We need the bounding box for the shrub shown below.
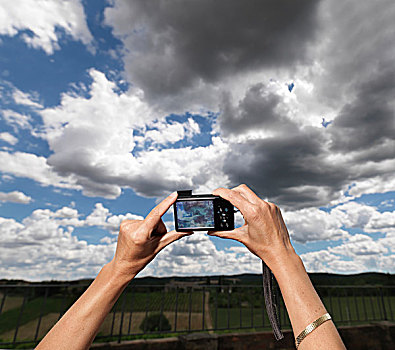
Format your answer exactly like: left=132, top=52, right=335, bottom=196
left=139, top=313, right=171, bottom=332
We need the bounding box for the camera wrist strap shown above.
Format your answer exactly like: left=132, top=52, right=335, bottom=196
left=262, top=260, right=284, bottom=340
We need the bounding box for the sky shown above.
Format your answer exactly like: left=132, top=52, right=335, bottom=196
left=0, top=0, right=394, bottom=281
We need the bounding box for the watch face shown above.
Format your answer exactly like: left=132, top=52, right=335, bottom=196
left=176, top=200, right=215, bottom=229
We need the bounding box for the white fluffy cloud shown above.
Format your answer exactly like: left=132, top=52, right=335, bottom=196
left=0, top=69, right=230, bottom=198
left=285, top=201, right=395, bottom=243
left=12, top=88, right=43, bottom=109
left=285, top=207, right=349, bottom=243
left=290, top=202, right=395, bottom=273
left=1, top=197, right=394, bottom=280
left=301, top=233, right=394, bottom=274
left=0, top=203, right=261, bottom=280
left=0, top=151, right=79, bottom=190
left=0, top=0, right=93, bottom=54
left=146, top=235, right=262, bottom=277
left=135, top=118, right=200, bottom=148
left=0, top=190, right=32, bottom=204
left=1, top=109, right=32, bottom=131
left=0, top=203, right=145, bottom=280
left=0, top=132, right=18, bottom=145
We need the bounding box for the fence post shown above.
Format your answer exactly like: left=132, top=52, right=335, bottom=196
left=202, top=286, right=206, bottom=330
left=127, top=287, right=134, bottom=335
left=174, top=286, right=178, bottom=332
left=379, top=287, right=388, bottom=321
left=118, top=290, right=127, bottom=343
left=0, top=287, right=7, bottom=316
left=34, top=287, right=49, bottom=342
left=188, top=286, right=192, bottom=331
left=159, top=287, right=165, bottom=332
left=227, top=285, right=230, bottom=329
left=13, top=288, right=27, bottom=346
left=143, top=288, right=150, bottom=333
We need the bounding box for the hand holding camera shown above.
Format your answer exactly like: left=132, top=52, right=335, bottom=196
left=207, top=184, right=296, bottom=273
left=111, top=192, right=192, bottom=280
left=172, top=184, right=295, bottom=274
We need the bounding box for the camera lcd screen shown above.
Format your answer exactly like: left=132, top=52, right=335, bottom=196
left=175, top=200, right=215, bottom=229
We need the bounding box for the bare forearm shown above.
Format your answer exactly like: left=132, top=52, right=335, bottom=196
left=37, top=261, right=133, bottom=350
left=267, top=249, right=345, bottom=349
left=36, top=192, right=187, bottom=350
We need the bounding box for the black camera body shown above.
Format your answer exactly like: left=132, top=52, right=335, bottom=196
left=173, top=190, right=234, bottom=232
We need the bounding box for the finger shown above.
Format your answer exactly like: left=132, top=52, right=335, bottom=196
left=207, top=226, right=245, bottom=241
left=232, top=184, right=261, bottom=205
left=145, top=192, right=178, bottom=230
left=157, top=230, right=193, bottom=250
left=276, top=207, right=291, bottom=236
left=212, top=187, right=249, bottom=215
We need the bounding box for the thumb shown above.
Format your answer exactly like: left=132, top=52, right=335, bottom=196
left=158, top=230, right=193, bottom=250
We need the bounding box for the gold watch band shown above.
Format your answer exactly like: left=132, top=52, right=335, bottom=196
left=295, top=313, right=331, bottom=349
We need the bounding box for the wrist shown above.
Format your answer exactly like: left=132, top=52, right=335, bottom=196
left=104, top=260, right=137, bottom=287
left=260, top=247, right=305, bottom=279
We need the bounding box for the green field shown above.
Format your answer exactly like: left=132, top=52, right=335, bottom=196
left=0, top=295, right=77, bottom=333
left=0, top=286, right=394, bottom=347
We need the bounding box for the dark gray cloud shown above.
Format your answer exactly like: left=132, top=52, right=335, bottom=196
left=222, top=90, right=343, bottom=208
left=219, top=83, right=294, bottom=135
left=211, top=0, right=395, bottom=209
left=329, top=62, right=395, bottom=154
left=33, top=0, right=394, bottom=207
left=222, top=59, right=395, bottom=208
left=105, top=0, right=320, bottom=100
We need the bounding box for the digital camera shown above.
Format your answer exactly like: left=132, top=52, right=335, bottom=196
left=173, top=190, right=234, bottom=232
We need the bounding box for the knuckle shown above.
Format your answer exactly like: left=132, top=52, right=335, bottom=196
left=260, top=201, right=271, bottom=213
left=268, top=202, right=279, bottom=213
left=131, top=226, right=149, bottom=245
left=130, top=238, right=145, bottom=247
left=214, top=187, right=225, bottom=194
left=132, top=234, right=147, bottom=246
left=120, top=219, right=142, bottom=234
left=120, top=220, right=131, bottom=231
left=246, top=204, right=260, bottom=220
left=227, top=190, right=234, bottom=200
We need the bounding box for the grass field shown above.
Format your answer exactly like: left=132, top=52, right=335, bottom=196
left=0, top=295, right=77, bottom=335
left=0, top=286, right=394, bottom=346
left=0, top=290, right=208, bottom=343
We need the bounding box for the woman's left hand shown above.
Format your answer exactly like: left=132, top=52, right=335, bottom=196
left=111, top=192, right=192, bottom=279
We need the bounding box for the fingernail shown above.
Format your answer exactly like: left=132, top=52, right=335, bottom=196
left=170, top=191, right=177, bottom=198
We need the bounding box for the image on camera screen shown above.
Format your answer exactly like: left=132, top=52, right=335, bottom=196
left=176, top=200, right=215, bottom=228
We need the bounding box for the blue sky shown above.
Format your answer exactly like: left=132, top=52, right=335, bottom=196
left=0, top=0, right=394, bottom=281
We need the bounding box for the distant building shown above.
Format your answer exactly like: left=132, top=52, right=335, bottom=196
left=164, top=279, right=205, bottom=292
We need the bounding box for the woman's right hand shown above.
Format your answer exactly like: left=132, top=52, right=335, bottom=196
left=208, top=184, right=296, bottom=271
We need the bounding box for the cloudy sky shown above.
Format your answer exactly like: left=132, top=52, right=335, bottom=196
left=0, top=0, right=394, bottom=281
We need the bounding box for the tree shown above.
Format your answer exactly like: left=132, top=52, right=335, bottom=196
left=139, top=313, right=171, bottom=332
